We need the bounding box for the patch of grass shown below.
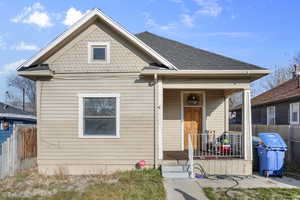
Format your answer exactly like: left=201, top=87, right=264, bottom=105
left=14, top=171, right=31, bottom=183
left=0, top=169, right=165, bottom=200
left=203, top=187, right=300, bottom=200
left=203, top=188, right=217, bottom=200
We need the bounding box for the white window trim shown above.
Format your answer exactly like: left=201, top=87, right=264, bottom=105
left=88, top=42, right=110, bottom=64
left=290, top=102, right=300, bottom=125
left=78, top=93, right=120, bottom=139
left=267, top=106, right=276, bottom=125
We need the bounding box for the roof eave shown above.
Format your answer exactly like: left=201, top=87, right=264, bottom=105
left=18, top=70, right=53, bottom=80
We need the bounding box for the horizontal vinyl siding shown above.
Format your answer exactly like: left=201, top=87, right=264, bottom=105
left=163, top=89, right=181, bottom=151
left=206, top=90, right=225, bottom=134
left=276, top=102, right=289, bottom=125
left=38, top=73, right=154, bottom=165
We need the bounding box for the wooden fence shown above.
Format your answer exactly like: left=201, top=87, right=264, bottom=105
left=230, top=124, right=300, bottom=165
left=0, top=125, right=37, bottom=179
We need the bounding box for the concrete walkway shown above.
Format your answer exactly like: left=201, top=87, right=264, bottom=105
left=164, top=179, right=208, bottom=200
left=164, top=175, right=300, bottom=200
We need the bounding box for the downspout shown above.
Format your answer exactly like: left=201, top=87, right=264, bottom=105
left=154, top=73, right=158, bottom=169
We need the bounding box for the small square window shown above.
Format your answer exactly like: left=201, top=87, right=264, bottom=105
left=88, top=42, right=110, bottom=63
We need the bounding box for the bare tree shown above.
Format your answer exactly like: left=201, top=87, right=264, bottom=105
left=6, top=73, right=36, bottom=113
left=259, top=65, right=292, bottom=91
left=229, top=92, right=242, bottom=108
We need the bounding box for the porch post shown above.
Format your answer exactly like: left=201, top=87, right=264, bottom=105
left=224, top=95, right=229, bottom=132
left=158, top=77, right=163, bottom=160
left=242, top=89, right=252, bottom=160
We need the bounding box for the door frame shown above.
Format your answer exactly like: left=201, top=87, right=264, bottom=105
left=180, top=91, right=206, bottom=151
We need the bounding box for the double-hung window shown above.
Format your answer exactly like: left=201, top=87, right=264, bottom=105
left=290, top=102, right=299, bottom=124
left=79, top=94, right=120, bottom=138
left=267, top=106, right=275, bottom=125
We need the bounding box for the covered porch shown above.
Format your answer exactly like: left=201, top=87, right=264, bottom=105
left=155, top=77, right=253, bottom=175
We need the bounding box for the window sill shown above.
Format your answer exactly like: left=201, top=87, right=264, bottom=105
left=79, top=135, right=120, bottom=139
left=88, top=60, right=109, bottom=64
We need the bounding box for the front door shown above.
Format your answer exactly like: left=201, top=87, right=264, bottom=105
left=184, top=107, right=202, bottom=150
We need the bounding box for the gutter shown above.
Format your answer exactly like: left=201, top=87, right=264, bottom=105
left=141, top=69, right=271, bottom=76
left=0, top=113, right=36, bottom=120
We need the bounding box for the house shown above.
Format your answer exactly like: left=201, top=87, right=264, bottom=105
left=231, top=72, right=300, bottom=125
left=17, top=8, right=270, bottom=176
left=0, top=102, right=36, bottom=144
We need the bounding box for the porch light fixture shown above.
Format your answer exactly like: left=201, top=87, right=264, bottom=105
left=187, top=94, right=199, bottom=105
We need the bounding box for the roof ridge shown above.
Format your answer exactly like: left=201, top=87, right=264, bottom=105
left=136, top=31, right=265, bottom=69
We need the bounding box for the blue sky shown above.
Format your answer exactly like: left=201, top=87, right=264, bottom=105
left=0, top=0, right=300, bottom=100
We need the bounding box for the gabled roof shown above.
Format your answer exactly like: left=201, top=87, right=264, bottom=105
left=0, top=102, right=36, bottom=120
left=18, top=8, right=177, bottom=71
left=136, top=31, right=266, bottom=71
left=231, top=76, right=300, bottom=111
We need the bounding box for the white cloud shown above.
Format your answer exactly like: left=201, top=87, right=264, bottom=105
left=12, top=42, right=39, bottom=51
left=0, top=60, right=26, bottom=75
left=144, top=13, right=177, bottom=31
left=23, top=11, right=52, bottom=27
left=10, top=2, right=53, bottom=28
left=63, top=8, right=88, bottom=26
left=180, top=14, right=195, bottom=28
left=194, top=0, right=222, bottom=17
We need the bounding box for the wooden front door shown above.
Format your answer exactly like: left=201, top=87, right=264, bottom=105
left=184, top=107, right=202, bottom=150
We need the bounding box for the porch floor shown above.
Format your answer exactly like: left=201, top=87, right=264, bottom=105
left=163, top=151, right=243, bottom=160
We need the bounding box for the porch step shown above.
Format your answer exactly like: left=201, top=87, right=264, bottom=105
left=161, top=165, right=190, bottom=179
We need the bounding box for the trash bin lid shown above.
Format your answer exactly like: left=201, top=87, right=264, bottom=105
left=252, top=136, right=262, bottom=147
left=258, top=133, right=287, bottom=149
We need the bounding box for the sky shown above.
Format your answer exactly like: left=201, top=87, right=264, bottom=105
left=0, top=0, right=300, bottom=101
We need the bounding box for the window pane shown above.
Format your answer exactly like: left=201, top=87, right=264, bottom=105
left=84, top=97, right=116, bottom=116
left=84, top=118, right=116, bottom=136
left=292, top=112, right=298, bottom=122
left=93, top=47, right=106, bottom=60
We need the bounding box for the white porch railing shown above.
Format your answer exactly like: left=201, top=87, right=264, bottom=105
left=190, top=132, right=244, bottom=159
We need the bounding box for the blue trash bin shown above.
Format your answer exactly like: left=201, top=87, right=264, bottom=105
left=257, top=133, right=287, bottom=177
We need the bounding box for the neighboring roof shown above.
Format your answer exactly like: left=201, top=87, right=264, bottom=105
left=0, top=102, right=36, bottom=120
left=231, top=76, right=300, bottom=111
left=136, top=31, right=266, bottom=71
left=18, top=8, right=177, bottom=72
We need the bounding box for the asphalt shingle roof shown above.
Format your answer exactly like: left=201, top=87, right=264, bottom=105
left=231, top=76, right=300, bottom=110
left=136, top=31, right=266, bottom=71
left=19, top=31, right=267, bottom=72
left=0, top=102, right=35, bottom=117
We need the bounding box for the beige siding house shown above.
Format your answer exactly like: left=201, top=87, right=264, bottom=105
left=18, top=8, right=270, bottom=176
